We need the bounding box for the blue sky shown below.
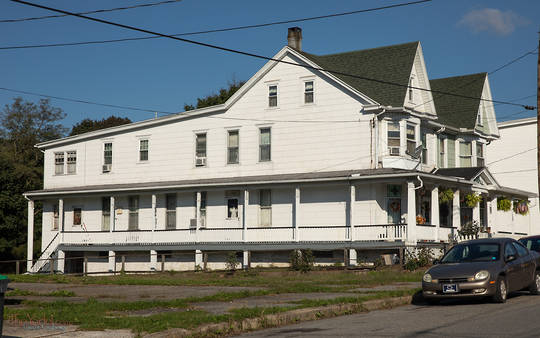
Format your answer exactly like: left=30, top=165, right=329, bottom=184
left=1, top=0, right=538, bottom=129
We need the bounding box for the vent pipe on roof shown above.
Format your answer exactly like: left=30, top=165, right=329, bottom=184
left=287, top=27, right=302, bottom=51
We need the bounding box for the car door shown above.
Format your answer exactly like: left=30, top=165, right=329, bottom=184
left=503, top=242, right=521, bottom=292
left=512, top=241, right=535, bottom=288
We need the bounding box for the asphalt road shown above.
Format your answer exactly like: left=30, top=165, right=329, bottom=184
left=236, top=292, right=540, bottom=338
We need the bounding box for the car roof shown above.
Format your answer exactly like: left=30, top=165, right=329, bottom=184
left=460, top=238, right=512, bottom=245
left=519, top=235, right=540, bottom=240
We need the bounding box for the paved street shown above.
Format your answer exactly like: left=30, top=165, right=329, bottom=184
left=237, top=293, right=540, bottom=338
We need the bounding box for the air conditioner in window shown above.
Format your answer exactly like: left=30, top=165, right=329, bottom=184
left=195, top=157, right=207, bottom=167
left=189, top=218, right=197, bottom=228
left=102, top=164, right=112, bottom=173
left=389, top=147, right=400, bottom=156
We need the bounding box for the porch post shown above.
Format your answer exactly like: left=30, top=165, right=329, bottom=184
left=195, top=250, right=203, bottom=269
left=406, top=181, right=417, bottom=245
left=196, top=191, right=201, bottom=243
left=294, top=186, right=300, bottom=242
left=27, top=199, right=34, bottom=272
left=472, top=194, right=481, bottom=227
left=110, top=196, right=115, bottom=232
left=431, top=186, right=439, bottom=242
left=152, top=194, right=157, bottom=231
left=452, top=189, right=461, bottom=230
left=108, top=250, right=115, bottom=273
left=58, top=198, right=64, bottom=232
left=150, top=250, right=157, bottom=271
left=348, top=249, right=357, bottom=266
left=243, top=189, right=249, bottom=242
left=242, top=250, right=250, bottom=269
left=349, top=185, right=355, bottom=241
left=57, top=250, right=65, bottom=273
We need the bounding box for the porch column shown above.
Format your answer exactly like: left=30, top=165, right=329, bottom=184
left=196, top=191, right=201, bottom=243
left=110, top=196, right=115, bottom=232
left=243, top=189, right=249, bottom=242
left=27, top=199, right=34, bottom=272
left=406, top=181, right=417, bottom=245
left=431, top=186, right=439, bottom=242
left=294, top=186, right=300, bottom=242
left=195, top=249, right=203, bottom=269
left=57, top=250, right=65, bottom=273
left=242, top=250, right=250, bottom=269
left=472, top=194, right=481, bottom=226
left=349, top=185, right=355, bottom=241
left=108, top=250, right=115, bottom=273
left=348, top=249, right=357, bottom=266
left=152, top=194, right=157, bottom=231
left=58, top=198, right=64, bottom=232
left=150, top=250, right=157, bottom=271
left=452, top=190, right=461, bottom=229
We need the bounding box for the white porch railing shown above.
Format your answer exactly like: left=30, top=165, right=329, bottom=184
left=199, top=228, right=243, bottom=242
left=438, top=227, right=456, bottom=243
left=247, top=227, right=295, bottom=242
left=354, top=224, right=406, bottom=241
left=416, top=224, right=437, bottom=242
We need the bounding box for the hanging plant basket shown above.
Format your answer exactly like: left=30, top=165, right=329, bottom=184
left=513, top=199, right=529, bottom=215
left=439, top=188, right=454, bottom=205
left=465, top=193, right=482, bottom=208
left=497, top=197, right=512, bottom=212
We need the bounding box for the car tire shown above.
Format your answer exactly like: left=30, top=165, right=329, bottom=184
left=529, top=271, right=540, bottom=295
left=426, top=298, right=439, bottom=305
left=492, top=276, right=507, bottom=303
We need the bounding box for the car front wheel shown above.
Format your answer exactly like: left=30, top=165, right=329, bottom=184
left=529, top=271, right=540, bottom=295
left=492, top=276, right=507, bottom=303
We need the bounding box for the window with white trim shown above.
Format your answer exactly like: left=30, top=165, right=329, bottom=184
left=408, top=77, right=414, bottom=102
left=200, top=191, right=207, bottom=227
left=139, top=139, right=149, bottom=161
left=406, top=123, right=416, bottom=156
left=52, top=203, right=59, bottom=231
left=103, top=142, right=112, bottom=172
left=54, top=152, right=64, bottom=175
left=73, top=207, right=82, bottom=226
left=195, top=133, right=207, bottom=167
left=259, top=128, right=271, bottom=162
left=437, top=137, right=445, bottom=168
left=304, top=81, right=314, bottom=104
left=166, top=193, right=176, bottom=229
left=476, top=143, right=484, bottom=167
left=227, top=130, right=239, bottom=164
left=460, top=141, right=472, bottom=167
left=387, top=121, right=400, bottom=156
left=421, top=131, right=427, bottom=164
left=268, top=85, right=277, bottom=107
left=102, top=197, right=110, bottom=231
left=260, top=189, right=272, bottom=226
left=66, top=151, right=77, bottom=174
left=128, top=196, right=139, bottom=230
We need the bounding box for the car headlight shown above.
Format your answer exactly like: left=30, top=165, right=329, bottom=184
left=474, top=270, right=489, bottom=281
left=423, top=273, right=432, bottom=283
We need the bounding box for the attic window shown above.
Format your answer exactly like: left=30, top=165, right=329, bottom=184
left=477, top=103, right=484, bottom=126
left=408, top=77, right=414, bottom=102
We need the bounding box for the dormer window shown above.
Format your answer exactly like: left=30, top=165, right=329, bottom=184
left=406, top=123, right=416, bottom=155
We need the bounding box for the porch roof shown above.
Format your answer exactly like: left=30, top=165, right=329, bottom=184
left=24, top=167, right=474, bottom=198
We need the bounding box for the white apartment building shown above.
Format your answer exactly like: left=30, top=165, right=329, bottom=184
left=24, top=28, right=536, bottom=274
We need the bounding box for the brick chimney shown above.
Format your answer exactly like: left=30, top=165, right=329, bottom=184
left=287, top=27, right=302, bottom=51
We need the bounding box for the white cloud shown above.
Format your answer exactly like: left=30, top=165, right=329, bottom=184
left=458, top=8, right=529, bottom=36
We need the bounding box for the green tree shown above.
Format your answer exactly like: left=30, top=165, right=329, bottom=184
left=0, top=97, right=66, bottom=264
left=184, top=79, right=245, bottom=111
left=69, top=116, right=132, bottom=136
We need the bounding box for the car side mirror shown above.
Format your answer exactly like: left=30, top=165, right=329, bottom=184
left=433, top=259, right=440, bottom=265
left=505, top=255, right=516, bottom=262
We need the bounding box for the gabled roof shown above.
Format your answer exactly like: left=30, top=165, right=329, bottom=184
left=429, top=73, right=487, bottom=129
left=436, top=167, right=485, bottom=181
left=300, top=42, right=419, bottom=107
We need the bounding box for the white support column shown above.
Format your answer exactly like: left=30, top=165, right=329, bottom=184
left=27, top=199, right=34, bottom=272
left=242, top=250, right=250, bottom=269
left=294, top=186, right=300, bottom=242
left=57, top=250, right=65, bottom=273
left=196, top=191, right=201, bottom=243
left=58, top=198, right=64, bottom=232
left=452, top=189, right=461, bottom=230
left=110, top=196, right=115, bottom=232
left=406, top=181, right=417, bottom=245
left=349, top=185, right=355, bottom=241
left=348, top=249, right=357, bottom=266
left=108, top=250, right=115, bottom=273
left=150, top=250, right=157, bottom=271
left=243, top=189, right=249, bottom=242
left=472, top=195, right=481, bottom=227
left=152, top=194, right=157, bottom=231
left=195, top=249, right=203, bottom=269
left=431, top=186, right=440, bottom=242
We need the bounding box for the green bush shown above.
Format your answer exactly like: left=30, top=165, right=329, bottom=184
left=225, top=252, right=240, bottom=272
left=404, top=247, right=433, bottom=271
left=289, top=249, right=315, bottom=273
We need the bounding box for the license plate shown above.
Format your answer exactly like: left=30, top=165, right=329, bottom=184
left=443, top=284, right=459, bottom=293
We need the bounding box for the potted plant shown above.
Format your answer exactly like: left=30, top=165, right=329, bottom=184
left=464, top=193, right=482, bottom=208
left=497, top=196, right=512, bottom=212
left=438, top=188, right=454, bottom=205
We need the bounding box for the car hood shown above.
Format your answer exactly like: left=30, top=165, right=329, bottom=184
left=427, top=261, right=499, bottom=279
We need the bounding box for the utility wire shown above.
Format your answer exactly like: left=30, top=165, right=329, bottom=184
left=9, top=0, right=533, bottom=111
left=0, top=0, right=182, bottom=23
left=486, top=147, right=536, bottom=166
left=1, top=0, right=431, bottom=50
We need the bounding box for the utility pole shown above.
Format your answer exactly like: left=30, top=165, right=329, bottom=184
left=537, top=29, right=540, bottom=210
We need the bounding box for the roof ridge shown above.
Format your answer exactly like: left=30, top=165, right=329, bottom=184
left=431, top=72, right=487, bottom=82
left=302, top=41, right=419, bottom=58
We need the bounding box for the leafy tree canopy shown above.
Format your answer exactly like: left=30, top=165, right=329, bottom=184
left=70, top=116, right=132, bottom=136
left=184, top=79, right=245, bottom=111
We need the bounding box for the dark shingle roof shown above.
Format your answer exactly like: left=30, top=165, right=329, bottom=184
left=429, top=73, right=486, bottom=129
left=300, top=42, right=419, bottom=107
left=436, top=167, right=485, bottom=180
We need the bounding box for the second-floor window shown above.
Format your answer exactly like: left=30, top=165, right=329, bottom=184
left=55, top=152, right=64, bottom=175
left=259, top=128, right=271, bottom=162
left=103, top=143, right=112, bottom=173
left=421, top=131, right=427, bottom=164
left=304, top=81, right=314, bottom=103
left=128, top=196, right=139, bottom=230
left=166, top=193, right=176, bottom=229
left=437, top=137, right=445, bottom=168
left=406, top=123, right=416, bottom=156
left=460, top=141, right=472, bottom=167
left=195, top=133, right=207, bottom=167
left=139, top=139, right=149, bottom=161
left=66, top=151, right=77, bottom=174
left=227, top=130, right=239, bottom=164
left=476, top=143, right=484, bottom=167
left=387, top=121, right=400, bottom=156
left=268, top=85, right=277, bottom=107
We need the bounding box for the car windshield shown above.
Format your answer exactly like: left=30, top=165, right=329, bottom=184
left=441, top=243, right=500, bottom=263
left=519, top=238, right=540, bottom=252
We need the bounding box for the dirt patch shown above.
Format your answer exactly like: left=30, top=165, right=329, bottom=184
left=350, top=282, right=421, bottom=292
left=107, top=307, right=189, bottom=318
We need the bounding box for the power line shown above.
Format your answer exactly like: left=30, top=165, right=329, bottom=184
left=486, top=147, right=536, bottom=166
left=491, top=168, right=536, bottom=174
left=1, top=0, right=432, bottom=51
left=0, top=0, right=182, bottom=23
left=10, top=0, right=533, bottom=111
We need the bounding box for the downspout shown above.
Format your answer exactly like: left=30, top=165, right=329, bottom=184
left=372, top=108, right=386, bottom=169
left=413, top=175, right=424, bottom=190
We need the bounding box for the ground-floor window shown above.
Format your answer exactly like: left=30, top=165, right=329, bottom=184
left=166, top=193, right=177, bottom=229
left=102, top=197, right=110, bottom=231
left=52, top=203, right=59, bottom=230
left=73, top=207, right=82, bottom=226
left=260, top=189, right=272, bottom=226
left=439, top=203, right=452, bottom=227
left=128, top=196, right=139, bottom=230
left=460, top=196, right=473, bottom=225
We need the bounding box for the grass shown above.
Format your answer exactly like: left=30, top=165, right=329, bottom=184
left=5, top=289, right=76, bottom=297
